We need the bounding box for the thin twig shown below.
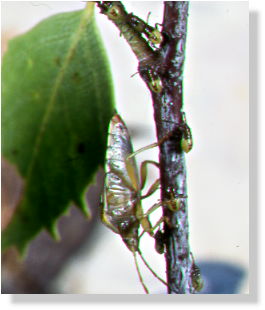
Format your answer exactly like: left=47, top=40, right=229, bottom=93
left=97, top=1, right=196, bottom=294
left=149, top=1, right=194, bottom=294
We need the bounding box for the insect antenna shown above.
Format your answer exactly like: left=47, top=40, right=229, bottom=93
left=138, top=250, right=167, bottom=286
left=132, top=251, right=149, bottom=294
left=130, top=71, right=139, bottom=78
left=146, top=11, right=151, bottom=24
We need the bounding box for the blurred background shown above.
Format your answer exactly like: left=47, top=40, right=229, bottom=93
left=1, top=1, right=249, bottom=294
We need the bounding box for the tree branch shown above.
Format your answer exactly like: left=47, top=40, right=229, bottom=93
left=98, top=1, right=198, bottom=294
left=155, top=1, right=194, bottom=294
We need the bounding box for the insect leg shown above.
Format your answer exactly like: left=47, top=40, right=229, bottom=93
left=132, top=251, right=149, bottom=294
left=139, top=215, right=170, bottom=240
left=139, top=159, right=159, bottom=190
left=137, top=250, right=167, bottom=286
left=141, top=178, right=160, bottom=199
left=137, top=201, right=164, bottom=239
left=126, top=142, right=159, bottom=161
left=126, top=130, right=177, bottom=163
left=138, top=195, right=184, bottom=238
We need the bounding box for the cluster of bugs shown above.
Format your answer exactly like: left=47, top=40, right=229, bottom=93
left=101, top=112, right=202, bottom=294
left=126, top=12, right=162, bottom=46
left=97, top=1, right=163, bottom=94
left=98, top=2, right=162, bottom=45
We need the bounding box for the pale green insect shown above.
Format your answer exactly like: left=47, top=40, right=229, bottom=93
left=101, top=113, right=167, bottom=294
left=102, top=113, right=191, bottom=292
left=145, top=69, right=163, bottom=93
left=181, top=113, right=193, bottom=153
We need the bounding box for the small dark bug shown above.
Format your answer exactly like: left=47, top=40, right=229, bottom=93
left=154, top=229, right=165, bottom=255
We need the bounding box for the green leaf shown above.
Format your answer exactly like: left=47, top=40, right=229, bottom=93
left=1, top=4, right=115, bottom=254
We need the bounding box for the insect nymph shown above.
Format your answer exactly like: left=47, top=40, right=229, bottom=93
left=127, top=13, right=163, bottom=45
left=101, top=113, right=166, bottom=293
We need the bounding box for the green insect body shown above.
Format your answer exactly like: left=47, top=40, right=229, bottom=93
left=180, top=112, right=193, bottom=153
left=127, top=14, right=163, bottom=45
left=191, top=264, right=203, bottom=292
left=181, top=124, right=193, bottom=153
left=146, top=69, right=163, bottom=93
left=190, top=254, right=204, bottom=292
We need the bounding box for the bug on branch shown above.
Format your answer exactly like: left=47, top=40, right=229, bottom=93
left=145, top=69, right=163, bottom=93
left=157, top=113, right=193, bottom=153
left=180, top=113, right=193, bottom=153
left=154, top=228, right=165, bottom=255
left=101, top=113, right=168, bottom=293
left=190, top=253, right=204, bottom=292
left=127, top=13, right=163, bottom=45
left=101, top=113, right=192, bottom=292
left=97, top=2, right=163, bottom=93
left=97, top=1, right=123, bottom=20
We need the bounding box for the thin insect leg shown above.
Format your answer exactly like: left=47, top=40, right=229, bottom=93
left=137, top=250, right=168, bottom=286
left=126, top=132, right=173, bottom=163
left=141, top=178, right=160, bottom=199
left=138, top=215, right=169, bottom=240
left=137, top=202, right=163, bottom=239
left=138, top=198, right=179, bottom=239
left=126, top=142, right=158, bottom=161
left=130, top=71, right=139, bottom=78
left=132, top=251, right=149, bottom=294
left=139, top=160, right=159, bottom=190
left=152, top=215, right=172, bottom=231
left=155, top=22, right=163, bottom=29
left=144, top=201, right=163, bottom=217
